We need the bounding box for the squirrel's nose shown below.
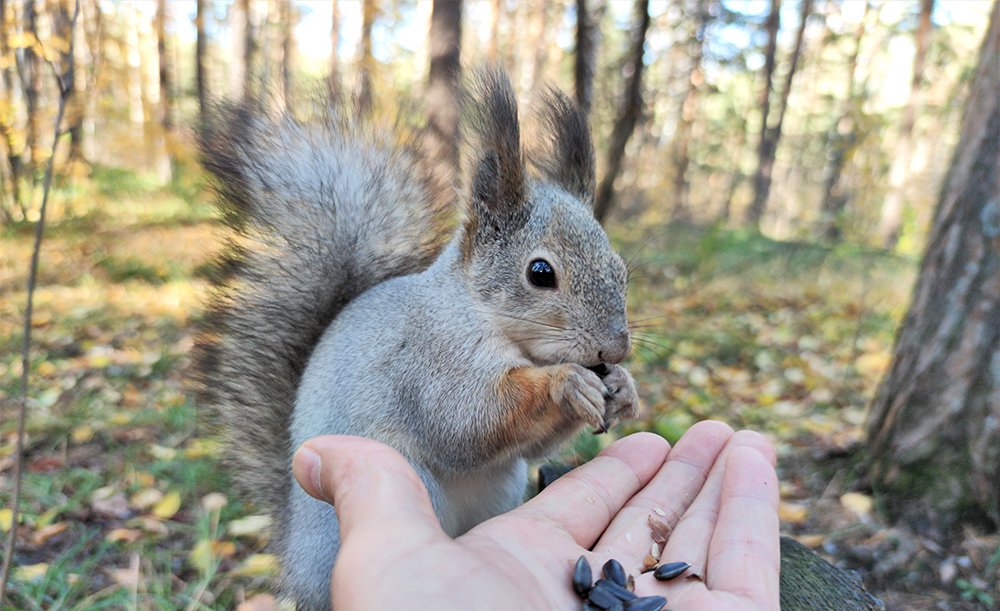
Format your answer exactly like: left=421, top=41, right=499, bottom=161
left=598, top=329, right=631, bottom=364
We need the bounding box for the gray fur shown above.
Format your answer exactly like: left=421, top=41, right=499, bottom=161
left=199, top=68, right=637, bottom=610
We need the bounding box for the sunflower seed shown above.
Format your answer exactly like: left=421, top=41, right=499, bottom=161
left=653, top=561, right=690, bottom=581
left=623, top=595, right=668, bottom=611
left=602, top=558, right=627, bottom=587
left=573, top=555, right=593, bottom=598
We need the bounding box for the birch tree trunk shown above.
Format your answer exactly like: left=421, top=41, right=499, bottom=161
left=865, top=0, right=1000, bottom=538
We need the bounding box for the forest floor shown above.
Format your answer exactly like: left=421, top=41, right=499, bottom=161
left=1, top=167, right=997, bottom=610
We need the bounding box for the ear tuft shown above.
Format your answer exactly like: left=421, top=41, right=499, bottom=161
left=464, top=67, right=527, bottom=220
left=527, top=87, right=596, bottom=203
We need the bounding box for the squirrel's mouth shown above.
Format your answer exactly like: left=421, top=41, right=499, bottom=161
left=585, top=363, right=610, bottom=378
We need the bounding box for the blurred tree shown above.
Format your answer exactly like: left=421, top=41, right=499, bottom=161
left=866, top=0, right=999, bottom=539
left=243, top=0, right=260, bottom=97
left=328, top=0, right=340, bottom=99
left=196, top=0, right=208, bottom=126
left=574, top=0, right=601, bottom=117
left=22, top=0, right=42, bottom=179
left=228, top=0, right=246, bottom=99
left=818, top=0, right=871, bottom=241
left=747, top=0, right=811, bottom=229
left=278, top=0, right=295, bottom=110
left=877, top=0, right=934, bottom=250
left=0, top=0, right=27, bottom=218
left=671, top=0, right=714, bottom=221
left=155, top=0, right=173, bottom=134
left=593, top=0, right=650, bottom=223
left=66, top=0, right=93, bottom=168
left=357, top=0, right=376, bottom=116
left=425, top=0, right=461, bottom=188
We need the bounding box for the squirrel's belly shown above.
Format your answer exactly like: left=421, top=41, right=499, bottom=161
left=437, top=458, right=527, bottom=537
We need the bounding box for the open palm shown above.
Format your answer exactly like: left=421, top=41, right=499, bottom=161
left=292, top=421, right=779, bottom=610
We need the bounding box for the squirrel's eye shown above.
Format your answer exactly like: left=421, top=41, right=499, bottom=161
left=527, top=259, right=557, bottom=289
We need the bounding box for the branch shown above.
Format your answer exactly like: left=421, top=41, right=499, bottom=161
left=0, top=0, right=79, bottom=604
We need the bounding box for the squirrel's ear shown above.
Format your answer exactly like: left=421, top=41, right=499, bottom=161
left=527, top=87, right=596, bottom=204
left=464, top=68, right=529, bottom=238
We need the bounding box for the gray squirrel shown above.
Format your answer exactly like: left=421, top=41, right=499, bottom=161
left=196, top=68, right=639, bottom=610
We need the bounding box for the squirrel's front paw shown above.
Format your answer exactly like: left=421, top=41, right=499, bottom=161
left=597, top=365, right=639, bottom=433
left=550, top=364, right=606, bottom=431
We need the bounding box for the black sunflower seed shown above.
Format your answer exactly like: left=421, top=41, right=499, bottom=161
left=573, top=555, right=593, bottom=598
left=623, top=595, right=668, bottom=611
left=594, top=578, right=637, bottom=602
left=587, top=581, right=619, bottom=608
left=602, top=558, right=627, bottom=587
left=653, top=561, right=690, bottom=581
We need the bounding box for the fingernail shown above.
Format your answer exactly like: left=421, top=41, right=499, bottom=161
left=295, top=446, right=325, bottom=499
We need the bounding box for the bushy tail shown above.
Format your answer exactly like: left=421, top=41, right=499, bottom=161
left=194, top=102, right=451, bottom=551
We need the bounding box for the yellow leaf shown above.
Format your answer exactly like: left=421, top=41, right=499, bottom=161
left=71, top=425, right=94, bottom=444
left=840, top=492, right=873, bottom=518
left=106, top=528, right=143, bottom=543
left=151, top=490, right=181, bottom=520
left=227, top=514, right=272, bottom=538
left=189, top=539, right=214, bottom=573
left=0, top=508, right=13, bottom=532
left=778, top=501, right=809, bottom=525
left=149, top=444, right=177, bottom=460
left=36, top=361, right=57, bottom=376
left=14, top=563, right=48, bottom=581
left=212, top=540, right=236, bottom=558
left=110, top=412, right=132, bottom=426
left=130, top=488, right=163, bottom=510
left=232, top=554, right=279, bottom=578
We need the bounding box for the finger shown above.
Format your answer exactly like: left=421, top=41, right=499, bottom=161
left=513, top=432, right=670, bottom=549
left=705, top=446, right=780, bottom=607
left=592, top=421, right=733, bottom=566
left=292, top=435, right=445, bottom=547
left=659, top=430, right=775, bottom=577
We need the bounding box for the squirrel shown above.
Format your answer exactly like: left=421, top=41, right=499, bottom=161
left=195, top=68, right=639, bottom=610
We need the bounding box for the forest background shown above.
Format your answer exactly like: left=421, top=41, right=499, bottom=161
left=0, top=0, right=997, bottom=609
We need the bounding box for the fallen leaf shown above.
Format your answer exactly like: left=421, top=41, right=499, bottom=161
left=148, top=444, right=177, bottom=460
left=106, top=528, right=143, bottom=543
left=31, top=522, right=69, bottom=546
left=227, top=514, right=272, bottom=538
left=71, top=425, right=94, bottom=443
left=0, top=508, right=12, bottom=532
left=130, top=488, right=163, bottom=510
left=14, top=563, right=49, bottom=581
left=795, top=534, right=825, bottom=548
left=189, top=539, right=214, bottom=573
left=92, top=488, right=130, bottom=520
left=232, top=554, right=279, bottom=578
left=151, top=490, right=181, bottom=520
left=202, top=492, right=227, bottom=512
left=236, top=593, right=278, bottom=611
left=779, top=501, right=809, bottom=525
left=840, top=492, right=873, bottom=518
left=130, top=516, right=169, bottom=535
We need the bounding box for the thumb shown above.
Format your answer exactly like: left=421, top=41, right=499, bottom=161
left=292, top=435, right=445, bottom=545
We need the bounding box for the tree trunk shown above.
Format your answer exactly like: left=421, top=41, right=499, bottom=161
left=0, top=0, right=26, bottom=216
left=242, top=0, right=259, bottom=97
left=574, top=0, right=597, bottom=116
left=671, top=1, right=712, bottom=221
left=876, top=0, right=934, bottom=250
left=66, top=0, right=91, bottom=167
left=425, top=0, right=462, bottom=189
left=356, top=0, right=377, bottom=117
left=329, top=0, right=340, bottom=99
left=865, top=0, right=1000, bottom=539
left=593, top=0, right=650, bottom=223
left=747, top=0, right=811, bottom=229
left=196, top=0, right=209, bottom=127
left=818, top=0, right=870, bottom=241
left=22, top=0, right=42, bottom=178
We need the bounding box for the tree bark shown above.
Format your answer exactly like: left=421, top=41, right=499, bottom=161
left=425, top=0, right=462, bottom=189
left=574, top=0, right=598, bottom=116
left=357, top=0, right=377, bottom=117
left=671, top=1, right=712, bottom=221
left=487, top=0, right=500, bottom=62
left=818, top=0, right=870, bottom=241
left=0, top=0, right=26, bottom=216
left=865, top=0, right=1000, bottom=539
left=747, top=0, right=811, bottom=229
left=22, top=0, right=42, bottom=176
left=155, top=0, right=173, bottom=133
left=196, top=0, right=209, bottom=127
left=279, top=0, right=294, bottom=110
left=876, top=0, right=934, bottom=250
left=593, top=0, right=651, bottom=223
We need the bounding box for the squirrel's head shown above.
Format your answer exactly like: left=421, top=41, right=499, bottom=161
left=459, top=68, right=630, bottom=368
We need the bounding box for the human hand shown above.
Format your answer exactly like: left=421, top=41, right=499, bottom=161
left=291, top=421, right=779, bottom=610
